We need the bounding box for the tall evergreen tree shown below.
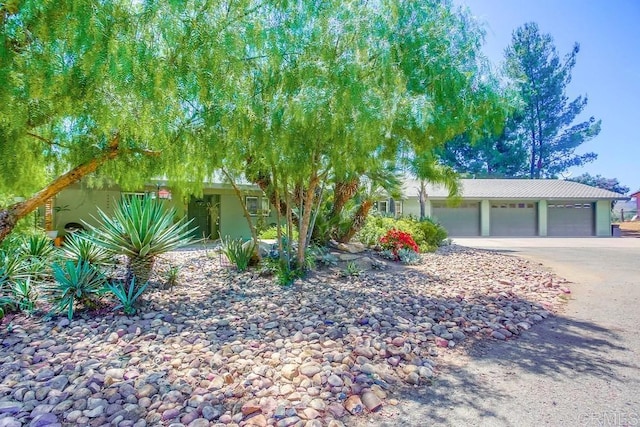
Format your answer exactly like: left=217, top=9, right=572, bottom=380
left=505, top=22, right=600, bottom=178
left=437, top=111, right=528, bottom=177
left=569, top=173, right=629, bottom=195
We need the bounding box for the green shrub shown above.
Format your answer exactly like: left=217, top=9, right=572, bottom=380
left=258, top=225, right=299, bottom=241
left=397, top=248, right=422, bottom=265
left=46, top=261, right=107, bottom=320
left=164, top=265, right=181, bottom=288
left=221, top=237, right=256, bottom=272
left=341, top=261, right=362, bottom=277
left=107, top=278, right=148, bottom=315
left=355, top=214, right=447, bottom=252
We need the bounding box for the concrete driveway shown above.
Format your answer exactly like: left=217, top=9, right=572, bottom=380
left=362, top=238, right=640, bottom=426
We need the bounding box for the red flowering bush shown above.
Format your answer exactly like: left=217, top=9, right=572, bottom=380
left=379, top=229, right=419, bottom=257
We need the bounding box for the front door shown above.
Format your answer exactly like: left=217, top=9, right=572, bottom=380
left=188, top=196, right=220, bottom=240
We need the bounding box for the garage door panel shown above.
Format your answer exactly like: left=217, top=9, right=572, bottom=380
left=548, top=202, right=594, bottom=236
left=432, top=202, right=480, bottom=236
left=491, top=202, right=537, bottom=236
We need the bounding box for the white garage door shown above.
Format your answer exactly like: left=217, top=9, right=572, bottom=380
left=548, top=202, right=594, bottom=236
left=491, top=202, right=537, bottom=236
left=432, top=202, right=480, bottom=236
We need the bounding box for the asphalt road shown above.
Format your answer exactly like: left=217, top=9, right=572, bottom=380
left=357, top=238, right=640, bottom=427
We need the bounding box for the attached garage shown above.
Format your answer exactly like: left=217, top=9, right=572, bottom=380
left=490, top=202, right=537, bottom=236
left=432, top=201, right=480, bottom=236
left=548, top=202, right=594, bottom=236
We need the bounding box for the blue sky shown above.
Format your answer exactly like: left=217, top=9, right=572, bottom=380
left=456, top=0, right=640, bottom=193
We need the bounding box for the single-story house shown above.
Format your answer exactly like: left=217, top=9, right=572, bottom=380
left=49, top=178, right=626, bottom=240
left=51, top=180, right=277, bottom=241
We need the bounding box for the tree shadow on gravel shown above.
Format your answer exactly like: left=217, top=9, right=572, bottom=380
left=349, top=312, right=640, bottom=427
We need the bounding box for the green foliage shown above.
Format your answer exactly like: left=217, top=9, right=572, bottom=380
left=107, top=278, right=148, bottom=315
left=275, top=265, right=304, bottom=287
left=11, top=278, right=38, bottom=314
left=303, top=247, right=317, bottom=271
left=397, top=248, right=422, bottom=265
left=569, top=173, right=629, bottom=195
left=0, top=249, right=28, bottom=286
left=355, top=215, right=447, bottom=252
left=61, top=232, right=113, bottom=267
left=408, top=218, right=449, bottom=253
left=258, top=226, right=299, bottom=242
left=47, top=261, right=107, bottom=320
left=342, top=261, right=362, bottom=278
left=19, top=234, right=54, bottom=260
left=505, top=22, right=600, bottom=178
left=164, top=265, right=180, bottom=288
left=86, top=196, right=194, bottom=283
left=221, top=237, right=256, bottom=272
left=437, top=118, right=528, bottom=178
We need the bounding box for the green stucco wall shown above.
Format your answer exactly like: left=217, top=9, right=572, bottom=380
left=53, top=184, right=277, bottom=241
left=53, top=185, right=121, bottom=235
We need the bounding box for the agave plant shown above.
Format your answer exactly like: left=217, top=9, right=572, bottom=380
left=61, top=232, right=113, bottom=267
left=46, top=260, right=107, bottom=320
left=85, top=196, right=194, bottom=285
left=107, top=278, right=148, bottom=315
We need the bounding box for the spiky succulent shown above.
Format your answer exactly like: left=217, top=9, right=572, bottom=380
left=85, top=196, right=194, bottom=284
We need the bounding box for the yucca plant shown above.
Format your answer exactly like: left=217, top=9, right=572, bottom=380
left=46, top=260, right=107, bottom=320
left=221, top=237, right=255, bottom=272
left=19, top=234, right=55, bottom=260
left=85, top=196, right=194, bottom=285
left=12, top=278, right=38, bottom=314
left=61, top=232, right=113, bottom=267
left=0, top=250, right=28, bottom=285
left=107, top=278, right=148, bottom=315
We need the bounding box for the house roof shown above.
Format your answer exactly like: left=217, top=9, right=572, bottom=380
left=403, top=179, right=628, bottom=200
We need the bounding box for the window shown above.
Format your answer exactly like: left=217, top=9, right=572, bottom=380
left=260, top=198, right=271, bottom=216
left=245, top=196, right=270, bottom=216
left=246, top=196, right=259, bottom=215
left=375, top=200, right=389, bottom=213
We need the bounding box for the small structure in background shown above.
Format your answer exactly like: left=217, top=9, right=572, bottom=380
left=630, top=191, right=640, bottom=221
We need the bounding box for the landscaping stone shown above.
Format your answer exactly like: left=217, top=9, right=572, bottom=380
left=0, top=246, right=568, bottom=426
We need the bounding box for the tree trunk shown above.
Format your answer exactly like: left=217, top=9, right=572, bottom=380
left=296, top=173, right=319, bottom=268
left=337, top=199, right=373, bottom=243
left=0, top=135, right=122, bottom=244
left=330, top=179, right=359, bottom=219
left=529, top=126, right=537, bottom=179
left=418, top=180, right=427, bottom=219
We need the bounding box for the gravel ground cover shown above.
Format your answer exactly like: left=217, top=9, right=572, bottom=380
left=0, top=245, right=570, bottom=427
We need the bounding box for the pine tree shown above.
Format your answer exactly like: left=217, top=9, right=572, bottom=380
left=505, top=22, right=600, bottom=178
